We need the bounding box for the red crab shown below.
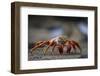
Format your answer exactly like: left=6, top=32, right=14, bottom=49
left=31, top=36, right=81, bottom=55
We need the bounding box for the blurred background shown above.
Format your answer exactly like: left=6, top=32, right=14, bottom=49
left=28, top=15, right=88, bottom=61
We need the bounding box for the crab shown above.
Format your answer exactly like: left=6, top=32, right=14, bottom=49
left=31, top=36, right=81, bottom=55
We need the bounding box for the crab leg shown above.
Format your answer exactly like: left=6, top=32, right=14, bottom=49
left=66, top=44, right=71, bottom=54
left=71, top=41, right=81, bottom=50
left=57, top=45, right=63, bottom=55
left=64, top=41, right=71, bottom=54
left=70, top=42, right=77, bottom=53
left=32, top=41, right=44, bottom=48
left=31, top=41, right=48, bottom=52
left=51, top=44, right=56, bottom=55
left=35, top=41, right=44, bottom=45
left=43, top=41, right=55, bottom=54
left=70, top=42, right=76, bottom=50
left=52, top=44, right=56, bottom=52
